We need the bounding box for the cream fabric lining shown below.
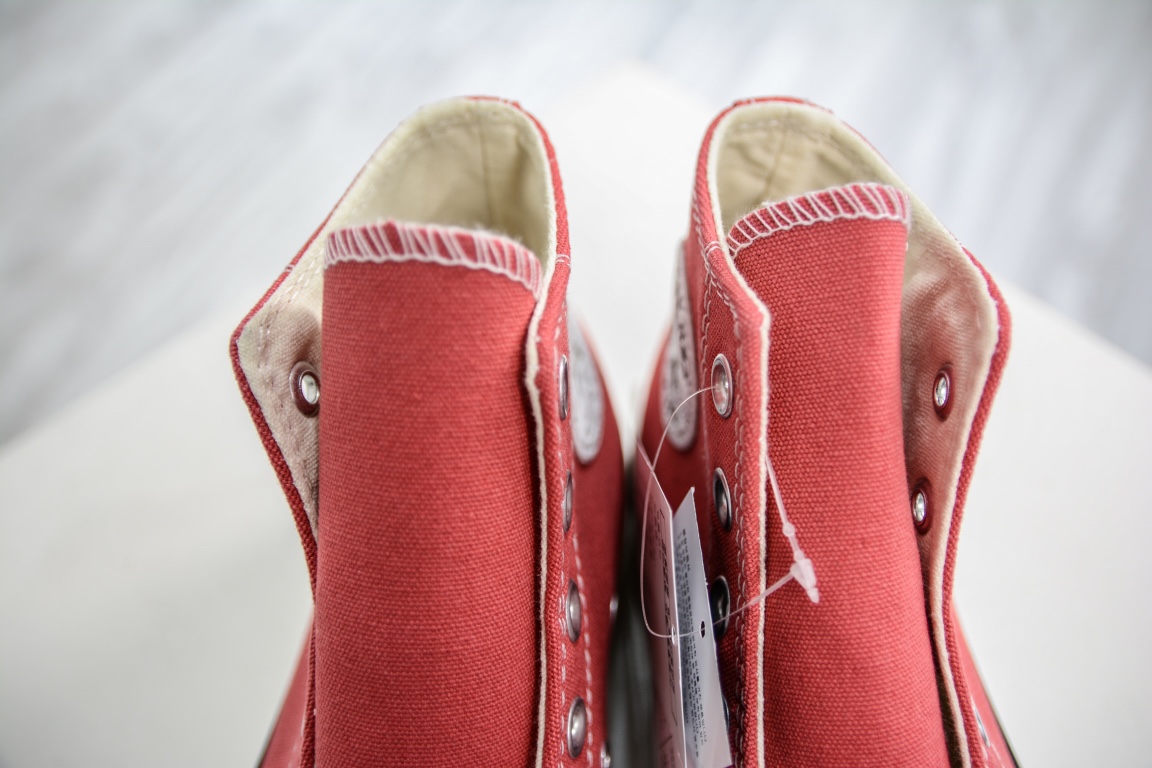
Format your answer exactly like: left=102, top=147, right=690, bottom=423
left=341, top=102, right=553, bottom=262
left=707, top=102, right=1002, bottom=768
left=234, top=99, right=556, bottom=537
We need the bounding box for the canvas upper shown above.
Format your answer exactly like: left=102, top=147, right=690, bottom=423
left=231, top=97, right=624, bottom=768
left=639, top=97, right=1016, bottom=768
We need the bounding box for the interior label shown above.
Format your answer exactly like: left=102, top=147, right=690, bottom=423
left=568, top=317, right=604, bottom=464
left=660, top=249, right=699, bottom=451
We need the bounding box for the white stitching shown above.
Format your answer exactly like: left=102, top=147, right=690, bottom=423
left=558, top=326, right=569, bottom=764
left=705, top=253, right=751, bottom=758
left=726, top=182, right=911, bottom=256
left=572, top=533, right=594, bottom=766
left=325, top=221, right=542, bottom=297
left=694, top=206, right=752, bottom=760
left=555, top=308, right=594, bottom=767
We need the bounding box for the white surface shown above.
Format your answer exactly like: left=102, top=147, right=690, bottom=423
left=956, top=283, right=1152, bottom=767
left=0, top=307, right=312, bottom=768
left=2, top=66, right=1150, bottom=767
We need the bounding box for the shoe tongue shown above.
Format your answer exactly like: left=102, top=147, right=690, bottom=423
left=325, top=220, right=543, bottom=298
left=728, top=184, right=911, bottom=348
left=317, top=217, right=542, bottom=765
left=728, top=183, right=951, bottom=763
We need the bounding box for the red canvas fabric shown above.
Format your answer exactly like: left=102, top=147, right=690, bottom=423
left=731, top=198, right=949, bottom=766
left=315, top=224, right=540, bottom=766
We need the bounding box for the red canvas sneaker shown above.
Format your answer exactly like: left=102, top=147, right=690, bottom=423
left=231, top=97, right=624, bottom=768
left=639, top=98, right=1016, bottom=768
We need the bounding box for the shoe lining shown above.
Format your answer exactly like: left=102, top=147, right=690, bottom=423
left=340, top=99, right=554, bottom=264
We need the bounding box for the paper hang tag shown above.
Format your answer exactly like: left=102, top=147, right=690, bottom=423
left=672, top=481, right=732, bottom=768
left=639, top=444, right=733, bottom=768
left=638, top=444, right=684, bottom=768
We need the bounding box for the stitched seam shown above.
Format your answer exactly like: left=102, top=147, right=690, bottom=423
left=555, top=305, right=594, bottom=767
left=696, top=212, right=750, bottom=765
left=572, top=533, right=594, bottom=766
left=938, top=280, right=1003, bottom=768
left=554, top=322, right=567, bottom=768
left=528, top=262, right=569, bottom=768
left=712, top=265, right=750, bottom=763
left=559, top=322, right=568, bottom=768
left=728, top=182, right=910, bottom=255
left=524, top=264, right=553, bottom=768
left=326, top=222, right=542, bottom=296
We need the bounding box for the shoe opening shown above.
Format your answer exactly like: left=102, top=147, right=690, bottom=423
left=341, top=98, right=555, bottom=267
left=711, top=101, right=891, bottom=235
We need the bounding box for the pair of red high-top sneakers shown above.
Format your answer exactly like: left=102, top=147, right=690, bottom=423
left=232, top=97, right=1016, bottom=768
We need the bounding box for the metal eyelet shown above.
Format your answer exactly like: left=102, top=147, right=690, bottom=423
left=562, top=471, right=574, bottom=533
left=559, top=355, right=570, bottom=420
left=710, top=575, right=730, bottom=639
left=289, top=361, right=320, bottom=416
left=566, top=579, right=582, bottom=643
left=567, top=697, right=587, bottom=757
left=911, top=480, right=932, bottom=533
left=713, top=467, right=732, bottom=531
left=710, top=353, right=733, bottom=418
left=933, top=365, right=953, bottom=420
left=609, top=593, right=619, bottom=626
left=600, top=741, right=612, bottom=768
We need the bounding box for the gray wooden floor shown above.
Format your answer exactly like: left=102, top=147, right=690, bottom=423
left=1, top=0, right=1150, bottom=447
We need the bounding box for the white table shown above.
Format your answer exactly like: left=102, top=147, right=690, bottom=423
left=2, top=66, right=1149, bottom=768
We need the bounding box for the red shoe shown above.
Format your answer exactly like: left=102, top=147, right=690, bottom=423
left=231, top=97, right=624, bottom=768
left=639, top=98, right=1017, bottom=768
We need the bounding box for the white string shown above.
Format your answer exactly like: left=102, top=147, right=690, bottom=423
left=638, top=387, right=711, bottom=641
left=639, top=385, right=819, bottom=642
